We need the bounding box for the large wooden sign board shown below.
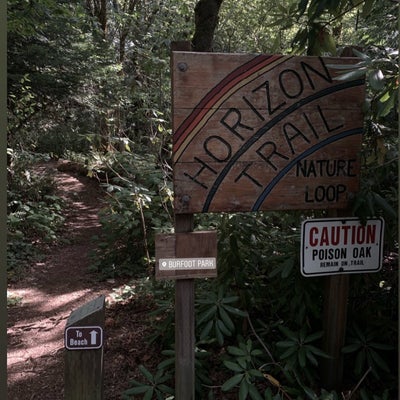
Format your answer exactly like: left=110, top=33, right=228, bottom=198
left=172, top=52, right=365, bottom=214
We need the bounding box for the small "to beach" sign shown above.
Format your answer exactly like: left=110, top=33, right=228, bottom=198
left=65, top=326, right=103, bottom=350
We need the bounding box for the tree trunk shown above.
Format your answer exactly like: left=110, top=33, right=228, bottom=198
left=191, top=0, right=224, bottom=52
left=86, top=0, right=107, bottom=35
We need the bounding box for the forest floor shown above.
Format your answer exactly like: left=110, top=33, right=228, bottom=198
left=7, top=160, right=164, bottom=400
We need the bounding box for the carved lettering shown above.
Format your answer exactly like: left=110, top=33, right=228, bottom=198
left=204, top=135, right=232, bottom=162
left=235, top=163, right=262, bottom=187
left=220, top=108, right=252, bottom=140
left=173, top=53, right=364, bottom=213
left=184, top=157, right=217, bottom=189
left=256, top=142, right=289, bottom=171
left=296, top=159, right=357, bottom=177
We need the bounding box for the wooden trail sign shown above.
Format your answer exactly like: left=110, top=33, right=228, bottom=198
left=155, top=231, right=217, bottom=279
left=172, top=52, right=365, bottom=214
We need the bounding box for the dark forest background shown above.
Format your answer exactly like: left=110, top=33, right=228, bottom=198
left=7, top=1, right=398, bottom=399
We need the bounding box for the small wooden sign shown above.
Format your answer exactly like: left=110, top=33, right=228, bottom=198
left=172, top=52, right=365, bottom=213
left=155, top=231, right=217, bottom=279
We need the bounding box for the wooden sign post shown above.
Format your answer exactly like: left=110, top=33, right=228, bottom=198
left=169, top=50, right=365, bottom=395
left=155, top=228, right=217, bottom=400
left=174, top=214, right=195, bottom=400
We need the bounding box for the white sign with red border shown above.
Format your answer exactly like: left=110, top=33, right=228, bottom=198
left=301, top=217, right=384, bottom=277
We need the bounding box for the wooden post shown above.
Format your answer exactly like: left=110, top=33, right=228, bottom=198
left=320, top=49, right=356, bottom=390
left=172, top=40, right=196, bottom=400
left=321, top=210, right=349, bottom=390
left=64, top=295, right=105, bottom=400
left=174, top=214, right=195, bottom=400
left=321, top=274, right=349, bottom=390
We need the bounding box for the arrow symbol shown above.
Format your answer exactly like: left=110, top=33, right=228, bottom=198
left=90, top=330, right=98, bottom=345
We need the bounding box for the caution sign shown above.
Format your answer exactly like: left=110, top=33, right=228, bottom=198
left=301, top=217, right=384, bottom=277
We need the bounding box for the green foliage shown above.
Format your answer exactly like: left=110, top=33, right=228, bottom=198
left=7, top=0, right=398, bottom=398
left=123, top=346, right=213, bottom=399
left=146, top=282, right=176, bottom=348
left=7, top=150, right=65, bottom=279
left=221, top=338, right=265, bottom=400
left=7, top=291, right=23, bottom=307
left=156, top=347, right=213, bottom=398
left=276, top=326, right=329, bottom=384
left=215, top=0, right=299, bottom=53
left=8, top=0, right=100, bottom=153
left=122, top=364, right=174, bottom=400
left=108, top=276, right=156, bottom=304
left=342, top=323, right=394, bottom=379
left=89, top=151, right=173, bottom=278
left=196, top=285, right=248, bottom=345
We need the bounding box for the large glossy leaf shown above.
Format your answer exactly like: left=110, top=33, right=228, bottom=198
left=197, top=305, right=217, bottom=326
left=217, top=318, right=232, bottom=336
left=248, top=383, right=264, bottom=400
left=369, top=69, right=385, bottom=91
left=239, top=378, right=249, bottom=400
left=223, top=360, right=243, bottom=373
left=144, top=387, right=155, bottom=400
left=222, top=373, right=244, bottom=391
left=123, top=385, right=151, bottom=395
left=228, top=345, right=247, bottom=357
left=200, top=319, right=214, bottom=340
left=373, top=192, right=396, bottom=218
left=139, top=365, right=154, bottom=383
left=222, top=304, right=248, bottom=317
left=219, top=306, right=235, bottom=332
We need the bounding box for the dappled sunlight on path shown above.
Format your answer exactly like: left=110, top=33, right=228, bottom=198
left=7, top=161, right=118, bottom=400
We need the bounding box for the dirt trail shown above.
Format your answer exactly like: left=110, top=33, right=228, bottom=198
left=7, top=161, right=120, bottom=399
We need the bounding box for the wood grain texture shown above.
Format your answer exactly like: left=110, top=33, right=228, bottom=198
left=174, top=212, right=195, bottom=400
left=172, top=52, right=365, bottom=213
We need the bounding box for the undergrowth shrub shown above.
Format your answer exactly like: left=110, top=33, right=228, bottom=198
left=7, top=150, right=65, bottom=279
left=121, top=209, right=397, bottom=399
left=89, top=150, right=174, bottom=278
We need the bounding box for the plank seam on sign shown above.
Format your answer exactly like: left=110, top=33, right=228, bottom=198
left=174, top=75, right=364, bottom=164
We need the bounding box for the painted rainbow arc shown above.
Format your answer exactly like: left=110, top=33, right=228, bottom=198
left=173, top=54, right=290, bottom=162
